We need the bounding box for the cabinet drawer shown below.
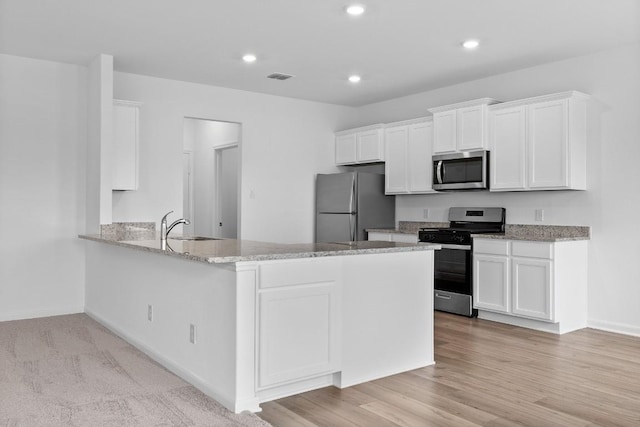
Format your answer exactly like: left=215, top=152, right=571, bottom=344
left=259, top=259, right=339, bottom=289
left=473, top=239, right=509, bottom=255
left=367, top=232, right=392, bottom=242
left=511, top=241, right=553, bottom=259
left=392, top=233, right=418, bottom=244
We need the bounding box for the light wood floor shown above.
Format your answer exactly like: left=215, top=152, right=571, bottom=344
left=258, top=311, right=640, bottom=427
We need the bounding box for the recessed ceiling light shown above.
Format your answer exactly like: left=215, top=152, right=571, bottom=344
left=242, top=54, right=257, bottom=63
left=346, top=4, right=365, bottom=16
left=348, top=75, right=361, bottom=83
left=462, top=40, right=480, bottom=49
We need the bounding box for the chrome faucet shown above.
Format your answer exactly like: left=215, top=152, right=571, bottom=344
left=160, top=211, right=190, bottom=243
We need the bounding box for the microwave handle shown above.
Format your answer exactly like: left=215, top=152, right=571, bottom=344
left=436, top=160, right=444, bottom=184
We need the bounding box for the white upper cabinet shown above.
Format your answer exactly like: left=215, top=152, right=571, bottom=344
left=429, top=98, right=499, bottom=154
left=384, top=118, right=435, bottom=194
left=335, top=124, right=384, bottom=165
left=432, top=110, right=457, bottom=153
left=489, top=91, right=588, bottom=192
left=384, top=125, right=409, bottom=194
left=112, top=99, right=142, bottom=191
left=489, top=105, right=527, bottom=191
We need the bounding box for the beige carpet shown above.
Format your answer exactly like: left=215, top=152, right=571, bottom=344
left=0, top=313, right=271, bottom=426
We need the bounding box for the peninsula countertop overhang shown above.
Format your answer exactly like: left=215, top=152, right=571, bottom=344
left=79, top=234, right=440, bottom=264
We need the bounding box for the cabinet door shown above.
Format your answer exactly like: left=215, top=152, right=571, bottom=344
left=384, top=125, right=409, bottom=194
left=473, top=254, right=510, bottom=313
left=357, top=128, right=384, bottom=162
left=528, top=99, right=569, bottom=189
left=432, top=110, right=457, bottom=154
left=112, top=102, right=139, bottom=190
left=511, top=258, right=553, bottom=321
left=257, top=282, right=340, bottom=388
left=407, top=121, right=434, bottom=193
left=457, top=105, right=487, bottom=151
left=489, top=106, right=527, bottom=191
left=335, top=133, right=357, bottom=165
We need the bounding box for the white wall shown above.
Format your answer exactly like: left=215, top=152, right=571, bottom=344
left=111, top=73, right=354, bottom=243
left=354, top=43, right=640, bottom=336
left=0, top=54, right=87, bottom=320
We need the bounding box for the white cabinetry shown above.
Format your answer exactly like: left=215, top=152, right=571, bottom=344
left=335, top=124, right=384, bottom=165
left=429, top=98, right=499, bottom=154
left=384, top=118, right=435, bottom=194
left=112, top=99, right=142, bottom=191
left=473, top=238, right=587, bottom=334
left=489, top=91, right=588, bottom=191
left=256, top=259, right=340, bottom=389
left=368, top=231, right=418, bottom=244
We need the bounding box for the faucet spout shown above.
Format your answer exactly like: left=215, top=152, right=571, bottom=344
left=160, top=211, right=190, bottom=243
left=167, top=218, right=190, bottom=236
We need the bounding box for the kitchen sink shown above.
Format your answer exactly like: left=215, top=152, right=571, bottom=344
left=168, top=236, right=222, bottom=241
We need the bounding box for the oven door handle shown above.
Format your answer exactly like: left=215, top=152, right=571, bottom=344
left=439, top=243, right=471, bottom=250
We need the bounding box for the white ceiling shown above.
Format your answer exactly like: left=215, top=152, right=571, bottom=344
left=1, top=0, right=638, bottom=106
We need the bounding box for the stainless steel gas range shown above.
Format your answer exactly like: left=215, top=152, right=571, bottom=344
left=419, top=207, right=505, bottom=317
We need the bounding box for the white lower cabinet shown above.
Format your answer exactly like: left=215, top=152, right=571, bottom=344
left=511, top=257, right=552, bottom=320
left=474, top=253, right=510, bottom=313
left=473, top=238, right=587, bottom=334
left=256, top=259, right=340, bottom=389
left=367, top=231, right=418, bottom=244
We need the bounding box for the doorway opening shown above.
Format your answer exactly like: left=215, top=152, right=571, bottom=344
left=182, top=118, right=241, bottom=239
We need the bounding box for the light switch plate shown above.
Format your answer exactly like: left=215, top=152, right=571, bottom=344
left=535, top=209, right=544, bottom=222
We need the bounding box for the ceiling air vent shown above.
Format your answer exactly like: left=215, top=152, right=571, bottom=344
left=267, top=72, right=294, bottom=81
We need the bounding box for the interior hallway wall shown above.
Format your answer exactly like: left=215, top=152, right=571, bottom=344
left=111, top=73, right=355, bottom=243
left=0, top=54, right=87, bottom=320
left=352, top=43, right=640, bottom=336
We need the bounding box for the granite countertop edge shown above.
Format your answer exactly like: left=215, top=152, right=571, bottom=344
left=79, top=235, right=440, bottom=264
left=369, top=222, right=591, bottom=242
left=472, top=234, right=590, bottom=242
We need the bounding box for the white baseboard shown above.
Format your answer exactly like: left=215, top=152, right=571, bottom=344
left=587, top=319, right=640, bottom=338
left=0, top=306, right=84, bottom=322
left=85, top=309, right=261, bottom=414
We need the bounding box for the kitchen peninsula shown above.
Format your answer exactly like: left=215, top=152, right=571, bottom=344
left=80, top=232, right=439, bottom=413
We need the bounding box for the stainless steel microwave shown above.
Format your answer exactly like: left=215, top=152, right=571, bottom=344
left=432, top=150, right=489, bottom=191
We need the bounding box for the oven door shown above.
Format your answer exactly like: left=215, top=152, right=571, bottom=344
left=433, top=243, right=474, bottom=316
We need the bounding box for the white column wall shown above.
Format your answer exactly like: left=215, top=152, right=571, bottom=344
left=0, top=54, right=87, bottom=320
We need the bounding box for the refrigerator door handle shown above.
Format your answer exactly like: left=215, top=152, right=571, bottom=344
left=349, top=214, right=356, bottom=241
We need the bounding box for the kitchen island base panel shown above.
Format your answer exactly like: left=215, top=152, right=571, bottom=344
left=85, top=241, right=255, bottom=413
left=338, top=250, right=434, bottom=388
left=84, top=240, right=435, bottom=413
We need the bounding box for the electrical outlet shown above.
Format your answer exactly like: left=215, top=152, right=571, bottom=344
left=189, top=324, right=196, bottom=344
left=147, top=305, right=153, bottom=322
left=535, top=209, right=544, bottom=222
left=423, top=209, right=429, bottom=219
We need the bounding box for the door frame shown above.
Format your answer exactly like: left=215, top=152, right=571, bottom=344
left=213, top=141, right=239, bottom=238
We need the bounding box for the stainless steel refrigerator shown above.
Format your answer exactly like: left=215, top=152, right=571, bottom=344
left=315, top=172, right=395, bottom=243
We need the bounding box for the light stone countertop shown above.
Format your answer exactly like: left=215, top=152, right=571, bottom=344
left=473, top=225, right=591, bottom=242
left=368, top=221, right=591, bottom=242
left=367, top=221, right=450, bottom=235
left=79, top=234, right=440, bottom=264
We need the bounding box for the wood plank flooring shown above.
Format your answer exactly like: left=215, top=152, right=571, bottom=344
left=258, top=311, right=640, bottom=427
